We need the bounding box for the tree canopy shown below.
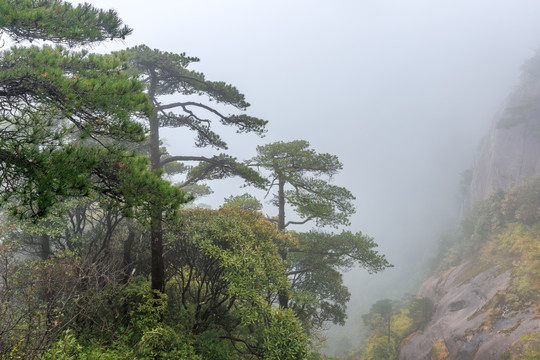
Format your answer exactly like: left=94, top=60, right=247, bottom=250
left=289, top=231, right=392, bottom=328
left=120, top=44, right=267, bottom=189
left=248, top=140, right=391, bottom=332
left=250, top=140, right=355, bottom=229
left=0, top=2, right=161, bottom=218
left=0, top=0, right=132, bottom=45
left=165, top=207, right=308, bottom=358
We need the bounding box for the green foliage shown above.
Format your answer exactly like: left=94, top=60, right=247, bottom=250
left=0, top=42, right=155, bottom=217
left=262, top=308, right=309, bottom=360
left=0, top=3, right=340, bottom=359
left=165, top=208, right=308, bottom=358
left=118, top=42, right=268, bottom=296
left=112, top=153, right=190, bottom=220
left=123, top=278, right=168, bottom=337
left=407, top=296, right=434, bottom=331
left=482, top=223, right=540, bottom=307
left=391, top=308, right=413, bottom=340
left=249, top=140, right=390, bottom=339
left=360, top=335, right=397, bottom=360
left=182, top=153, right=267, bottom=189
left=0, top=0, right=131, bottom=45
left=0, top=45, right=151, bottom=138
left=115, top=41, right=269, bottom=296
left=193, top=329, right=236, bottom=360
left=1, top=143, right=188, bottom=219
left=135, top=325, right=200, bottom=360
left=425, top=178, right=540, bottom=359
left=121, top=45, right=265, bottom=132
left=294, top=231, right=391, bottom=274
left=38, top=330, right=82, bottom=360
left=222, top=193, right=263, bottom=210
left=359, top=296, right=433, bottom=360
left=435, top=176, right=540, bottom=272
left=167, top=208, right=291, bottom=323
left=118, top=45, right=267, bottom=187
left=37, top=315, right=200, bottom=360
left=363, top=299, right=394, bottom=333
left=502, top=333, right=540, bottom=359
left=290, top=231, right=391, bottom=329
left=2, top=145, right=102, bottom=217
left=25, top=277, right=202, bottom=360
left=251, top=140, right=355, bottom=228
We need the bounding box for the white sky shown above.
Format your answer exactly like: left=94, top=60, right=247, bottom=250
left=73, top=0, right=540, bottom=353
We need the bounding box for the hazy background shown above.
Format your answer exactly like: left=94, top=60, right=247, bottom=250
left=77, top=0, right=540, bottom=355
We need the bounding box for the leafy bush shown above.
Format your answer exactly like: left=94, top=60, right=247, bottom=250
left=262, top=308, right=309, bottom=360
left=434, top=176, right=540, bottom=272
left=358, top=296, right=433, bottom=359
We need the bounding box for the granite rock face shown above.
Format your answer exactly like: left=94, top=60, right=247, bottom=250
left=398, top=262, right=539, bottom=360
left=461, top=77, right=540, bottom=218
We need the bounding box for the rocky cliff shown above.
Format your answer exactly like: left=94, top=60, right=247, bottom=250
left=461, top=58, right=540, bottom=217
left=399, top=53, right=540, bottom=360
left=399, top=260, right=539, bottom=359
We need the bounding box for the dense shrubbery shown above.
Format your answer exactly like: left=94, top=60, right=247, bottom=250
left=433, top=176, right=540, bottom=272
left=336, top=296, right=433, bottom=360
left=0, top=207, right=311, bottom=359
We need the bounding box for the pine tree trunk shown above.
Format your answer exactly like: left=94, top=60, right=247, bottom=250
left=150, top=211, right=165, bottom=293
left=149, top=109, right=165, bottom=293
left=40, top=233, right=52, bottom=260
left=277, top=176, right=289, bottom=308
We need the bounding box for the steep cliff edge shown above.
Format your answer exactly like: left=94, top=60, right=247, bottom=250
left=399, top=257, right=539, bottom=359
left=461, top=65, right=540, bottom=218
left=399, top=53, right=540, bottom=360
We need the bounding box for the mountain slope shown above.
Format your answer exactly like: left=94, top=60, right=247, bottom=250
left=400, top=235, right=539, bottom=359
left=399, top=51, right=540, bottom=360
left=462, top=53, right=540, bottom=218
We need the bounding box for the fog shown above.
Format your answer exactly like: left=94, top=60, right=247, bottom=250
left=83, top=0, right=540, bottom=354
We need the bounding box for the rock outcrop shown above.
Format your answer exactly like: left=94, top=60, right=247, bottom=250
left=400, top=53, right=540, bottom=359
left=399, top=261, right=540, bottom=360
left=461, top=72, right=540, bottom=217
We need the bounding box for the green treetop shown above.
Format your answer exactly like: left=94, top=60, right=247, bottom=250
left=166, top=207, right=308, bottom=359
left=0, top=1, right=185, bottom=221
left=249, top=140, right=391, bottom=332
left=0, top=0, right=131, bottom=45
left=222, top=193, right=263, bottom=211
left=289, top=231, right=392, bottom=329
left=363, top=299, right=395, bottom=345
left=120, top=45, right=267, bottom=187
left=250, top=139, right=355, bottom=230
left=0, top=44, right=154, bottom=217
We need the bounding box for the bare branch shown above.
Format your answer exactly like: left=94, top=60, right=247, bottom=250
left=284, top=215, right=315, bottom=228
left=156, top=101, right=228, bottom=120
left=160, top=155, right=219, bottom=167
